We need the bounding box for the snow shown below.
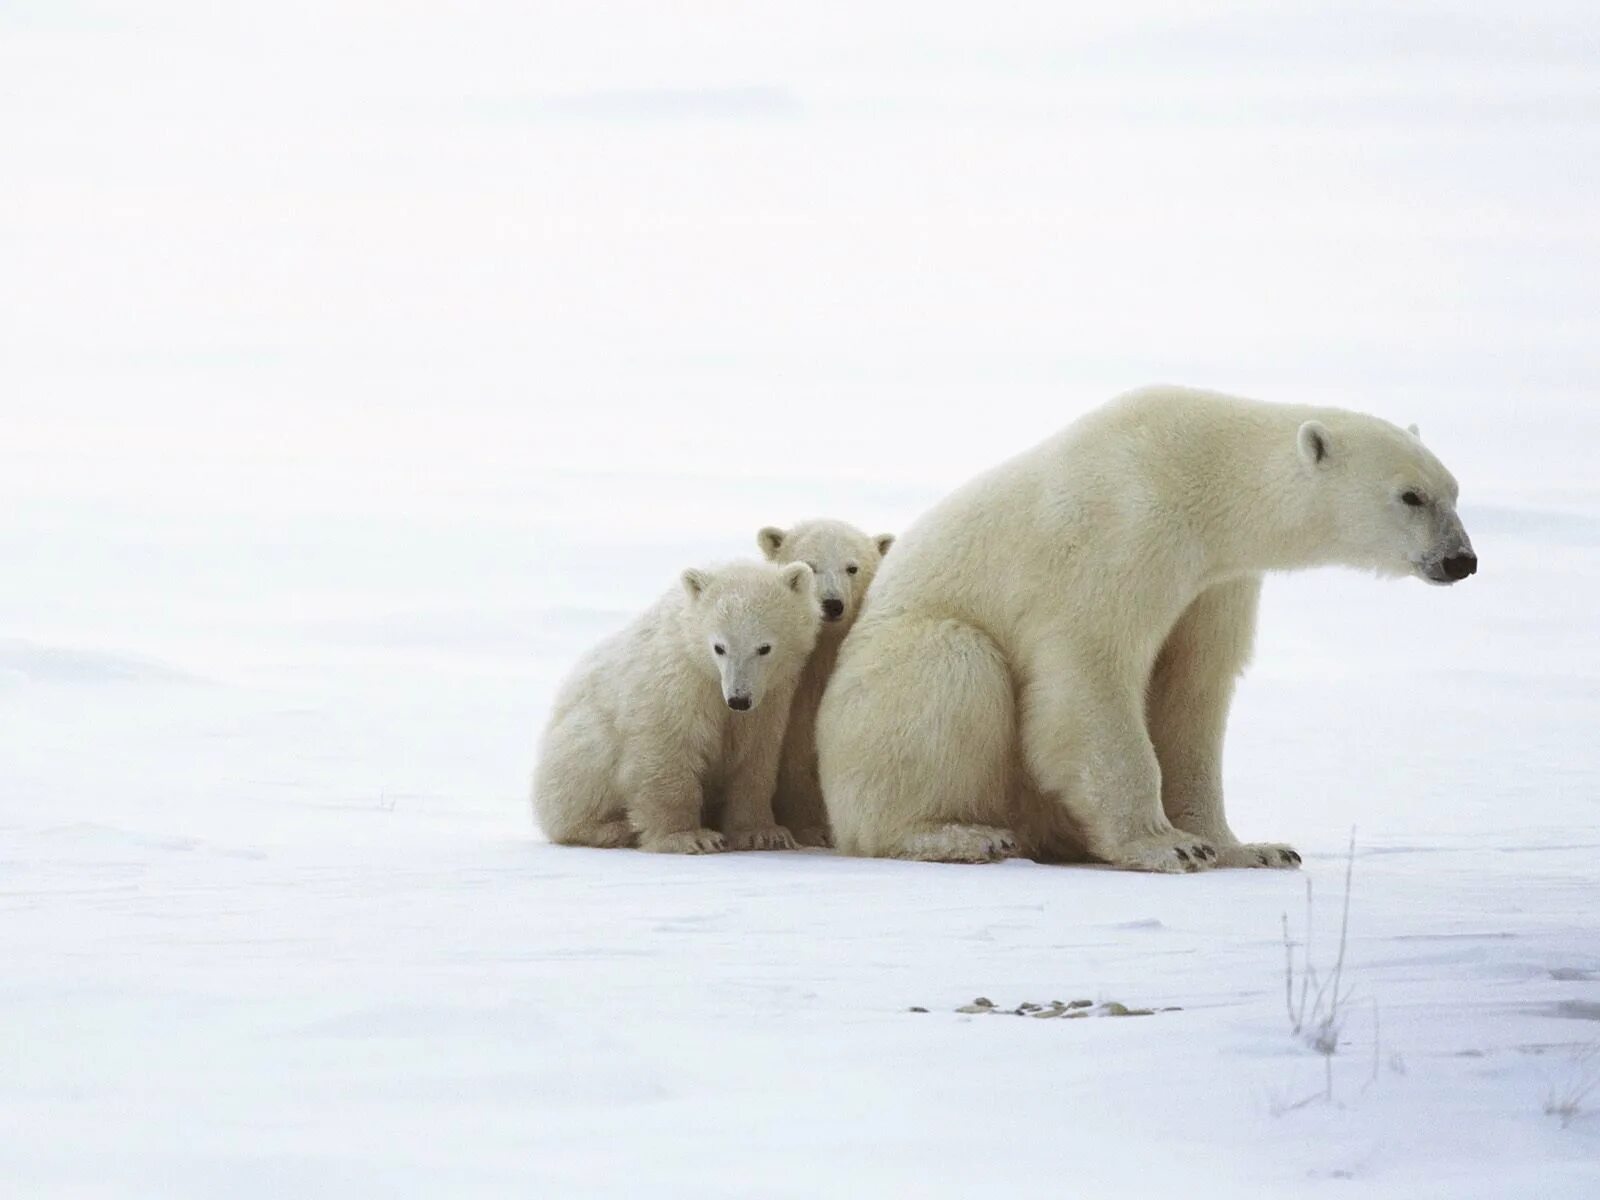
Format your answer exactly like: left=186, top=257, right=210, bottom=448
left=4, top=3, right=1600, bottom=1196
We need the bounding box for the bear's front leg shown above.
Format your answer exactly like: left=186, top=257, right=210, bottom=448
left=1146, top=577, right=1300, bottom=870
left=1021, top=644, right=1217, bottom=874
left=773, top=724, right=831, bottom=847
left=719, top=703, right=798, bottom=852
left=627, top=758, right=727, bottom=854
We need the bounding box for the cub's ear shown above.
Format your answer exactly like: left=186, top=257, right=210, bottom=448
left=875, top=533, right=895, bottom=557
left=1297, top=420, right=1333, bottom=468
left=1407, top=422, right=1422, bottom=440
left=681, top=568, right=712, bottom=599
left=780, top=562, right=813, bottom=595
left=757, top=526, right=786, bottom=559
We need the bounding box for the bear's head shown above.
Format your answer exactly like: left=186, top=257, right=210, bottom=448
left=756, top=519, right=895, bottom=630
left=680, top=560, right=819, bottom=711
left=1296, top=416, right=1477, bottom=585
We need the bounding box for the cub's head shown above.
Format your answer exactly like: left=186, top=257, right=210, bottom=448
left=756, top=519, right=894, bottom=630
left=1297, top=416, right=1476, bottom=586
left=680, top=560, right=819, bottom=712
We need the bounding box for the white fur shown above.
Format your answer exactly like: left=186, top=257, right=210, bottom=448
left=815, top=385, right=1475, bottom=872
left=534, top=560, right=819, bottom=853
left=757, top=520, right=894, bottom=846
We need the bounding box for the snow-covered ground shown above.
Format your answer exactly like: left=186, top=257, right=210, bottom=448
left=5, top=4, right=1599, bottom=1196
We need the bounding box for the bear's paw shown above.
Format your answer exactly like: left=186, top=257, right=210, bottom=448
left=1216, top=842, right=1302, bottom=869
left=726, top=825, right=799, bottom=852
left=1109, top=834, right=1218, bottom=874
left=640, top=829, right=729, bottom=855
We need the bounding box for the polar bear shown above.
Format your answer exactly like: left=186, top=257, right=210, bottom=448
left=757, top=520, right=894, bottom=846
left=815, top=385, right=1477, bottom=872
left=534, top=560, right=819, bottom=853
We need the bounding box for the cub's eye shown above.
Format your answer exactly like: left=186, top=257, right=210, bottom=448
left=713, top=644, right=726, bottom=655
left=1401, top=491, right=1424, bottom=507
left=757, top=644, right=772, bottom=656
left=846, top=564, right=859, bottom=575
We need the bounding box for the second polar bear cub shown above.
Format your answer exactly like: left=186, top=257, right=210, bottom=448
left=757, top=520, right=894, bottom=846
left=533, top=560, right=819, bottom=853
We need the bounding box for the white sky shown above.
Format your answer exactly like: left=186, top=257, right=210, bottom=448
left=4, top=2, right=1598, bottom=507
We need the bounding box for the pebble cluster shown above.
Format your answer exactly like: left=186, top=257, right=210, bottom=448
left=908, top=997, right=1181, bottom=1019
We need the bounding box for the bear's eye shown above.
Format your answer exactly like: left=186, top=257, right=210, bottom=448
left=757, top=644, right=772, bottom=656
left=1401, top=490, right=1425, bottom=508
left=846, top=564, right=859, bottom=575
left=713, top=644, right=726, bottom=655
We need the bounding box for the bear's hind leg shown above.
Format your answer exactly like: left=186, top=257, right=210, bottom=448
left=553, top=819, right=639, bottom=849
left=891, top=824, right=1019, bottom=863
left=533, top=713, right=636, bottom=848
left=817, top=615, right=1017, bottom=860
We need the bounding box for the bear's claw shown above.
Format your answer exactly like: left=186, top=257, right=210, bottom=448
left=726, top=825, right=799, bottom=852
left=1215, top=842, right=1302, bottom=870
left=640, top=829, right=728, bottom=855
left=1112, top=835, right=1219, bottom=874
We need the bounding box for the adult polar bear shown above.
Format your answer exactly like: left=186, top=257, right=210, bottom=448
left=815, top=386, right=1477, bottom=872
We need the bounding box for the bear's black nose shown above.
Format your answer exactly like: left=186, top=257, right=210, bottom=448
left=1442, top=552, right=1477, bottom=581
left=727, top=695, right=752, bottom=711
left=821, top=598, right=845, bottom=620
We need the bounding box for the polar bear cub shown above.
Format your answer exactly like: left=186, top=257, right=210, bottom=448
left=534, top=560, right=820, bottom=853
left=816, top=385, right=1478, bottom=873
left=757, top=520, right=894, bottom=846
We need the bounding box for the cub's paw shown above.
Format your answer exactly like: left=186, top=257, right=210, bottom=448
left=640, top=828, right=728, bottom=855
left=1216, top=842, right=1302, bottom=870
left=790, top=825, right=834, bottom=849
left=1110, top=834, right=1218, bottom=874
left=895, top=824, right=1020, bottom=864
left=726, top=825, right=799, bottom=852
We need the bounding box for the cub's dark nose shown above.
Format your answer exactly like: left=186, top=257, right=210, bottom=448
left=727, top=695, right=752, bottom=711
left=821, top=598, right=845, bottom=620
left=1442, top=552, right=1478, bottom=581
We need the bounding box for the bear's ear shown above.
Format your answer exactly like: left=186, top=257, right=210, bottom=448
left=681, top=568, right=712, bottom=600
left=875, top=533, right=895, bottom=557
left=780, top=562, right=812, bottom=595
left=1297, top=420, right=1333, bottom=468
left=1407, top=422, right=1422, bottom=440
left=757, top=526, right=786, bottom=559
